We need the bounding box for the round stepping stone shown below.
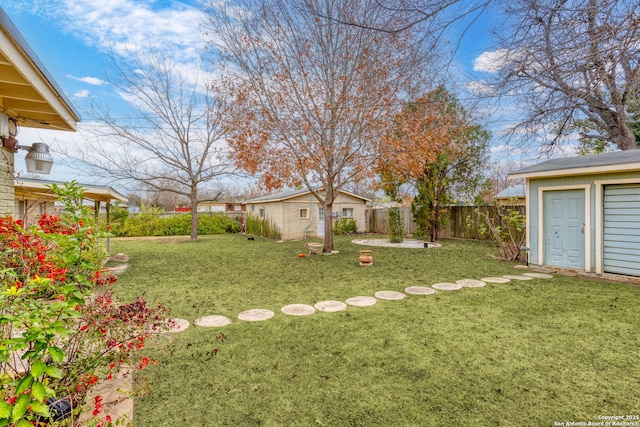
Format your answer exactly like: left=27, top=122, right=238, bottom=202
left=374, top=291, right=406, bottom=300
left=166, top=318, right=190, bottom=333
left=503, top=275, right=533, bottom=281
left=194, top=315, right=233, bottom=327
left=238, top=309, right=275, bottom=322
left=432, top=282, right=463, bottom=291
left=522, top=272, right=554, bottom=279
left=281, top=304, right=315, bottom=316
left=405, top=286, right=436, bottom=295
left=314, top=300, right=348, bottom=312
left=456, top=279, right=486, bottom=288
left=481, top=277, right=511, bottom=283
left=345, top=296, right=377, bottom=307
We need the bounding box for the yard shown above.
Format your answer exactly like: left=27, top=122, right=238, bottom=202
left=107, top=235, right=640, bottom=426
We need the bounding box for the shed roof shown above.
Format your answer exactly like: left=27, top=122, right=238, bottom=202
left=0, top=7, right=80, bottom=131
left=495, top=184, right=525, bottom=199
left=508, top=150, right=640, bottom=179
left=14, top=177, right=128, bottom=204
left=246, top=187, right=371, bottom=203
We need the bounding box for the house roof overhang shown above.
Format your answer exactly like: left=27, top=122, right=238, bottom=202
left=14, top=178, right=128, bottom=204
left=508, top=150, right=640, bottom=180
left=0, top=8, right=80, bottom=132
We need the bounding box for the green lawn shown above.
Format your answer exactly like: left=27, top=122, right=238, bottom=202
left=107, top=235, right=640, bottom=426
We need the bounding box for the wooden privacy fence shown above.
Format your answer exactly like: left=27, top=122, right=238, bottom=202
left=365, top=205, right=526, bottom=240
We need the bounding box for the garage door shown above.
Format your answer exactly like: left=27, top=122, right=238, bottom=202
left=603, top=184, right=640, bottom=277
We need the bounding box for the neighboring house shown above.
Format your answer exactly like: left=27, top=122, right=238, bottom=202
left=14, top=177, right=128, bottom=226
left=509, top=150, right=640, bottom=277
left=245, top=188, right=371, bottom=240
left=197, top=201, right=246, bottom=215
left=0, top=7, right=81, bottom=216
left=494, top=184, right=526, bottom=206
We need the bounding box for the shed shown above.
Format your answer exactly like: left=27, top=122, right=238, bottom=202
left=495, top=184, right=526, bottom=206
left=509, top=150, right=640, bottom=277
left=245, top=188, right=370, bottom=240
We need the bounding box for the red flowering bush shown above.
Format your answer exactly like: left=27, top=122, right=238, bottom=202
left=1, top=181, right=169, bottom=427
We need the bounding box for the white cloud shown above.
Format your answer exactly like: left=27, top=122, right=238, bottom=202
left=473, top=49, right=514, bottom=73
left=465, top=80, right=495, bottom=96
left=67, top=74, right=106, bottom=86
left=30, top=0, right=208, bottom=64
left=73, top=89, right=90, bottom=98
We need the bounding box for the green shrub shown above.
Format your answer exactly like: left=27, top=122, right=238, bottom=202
left=333, top=217, right=357, bottom=235
left=113, top=209, right=239, bottom=237
left=388, top=206, right=404, bottom=243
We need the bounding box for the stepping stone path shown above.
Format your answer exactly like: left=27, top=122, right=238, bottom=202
left=345, top=296, right=377, bottom=307
left=375, top=291, right=406, bottom=300
left=523, top=272, right=554, bottom=279
left=481, top=277, right=511, bottom=283
left=456, top=279, right=486, bottom=288
left=166, top=318, right=190, bottom=333
left=432, top=282, right=463, bottom=291
left=238, top=309, right=275, bottom=322
left=503, top=275, right=534, bottom=281
left=405, top=286, right=436, bottom=295
left=194, top=315, right=233, bottom=327
left=315, top=300, right=348, bottom=312
left=281, top=304, right=316, bottom=316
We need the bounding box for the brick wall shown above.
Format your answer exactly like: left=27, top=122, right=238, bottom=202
left=0, top=148, right=15, bottom=217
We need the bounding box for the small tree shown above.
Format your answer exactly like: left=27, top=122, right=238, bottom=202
left=379, top=87, right=489, bottom=241
left=478, top=204, right=526, bottom=261
left=65, top=51, right=237, bottom=240
left=387, top=207, right=404, bottom=243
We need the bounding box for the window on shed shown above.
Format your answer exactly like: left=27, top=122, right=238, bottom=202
left=259, top=208, right=265, bottom=218
left=299, top=208, right=309, bottom=219
left=342, top=207, right=354, bottom=218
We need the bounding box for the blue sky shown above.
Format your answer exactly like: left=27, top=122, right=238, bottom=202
left=2, top=0, right=518, bottom=185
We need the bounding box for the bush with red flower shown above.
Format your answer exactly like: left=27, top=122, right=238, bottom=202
left=1, top=181, right=168, bottom=427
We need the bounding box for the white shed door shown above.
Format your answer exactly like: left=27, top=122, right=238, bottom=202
left=603, top=184, right=640, bottom=277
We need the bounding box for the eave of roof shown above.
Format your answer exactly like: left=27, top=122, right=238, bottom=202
left=0, top=7, right=81, bottom=131
left=508, top=150, right=640, bottom=180
left=14, top=177, right=128, bottom=203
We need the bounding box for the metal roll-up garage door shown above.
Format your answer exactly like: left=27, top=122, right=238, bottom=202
left=603, top=184, right=640, bottom=276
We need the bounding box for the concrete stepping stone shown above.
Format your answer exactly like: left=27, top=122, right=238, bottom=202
left=194, top=315, right=233, bottom=327
left=432, top=282, right=463, bottom=291
left=238, top=309, right=275, bottom=321
left=314, top=300, right=348, bottom=312
left=503, top=275, right=534, bottom=281
left=281, top=304, right=316, bottom=316
left=404, top=286, right=436, bottom=295
left=374, top=291, right=406, bottom=300
left=456, top=279, right=486, bottom=288
left=107, top=264, right=129, bottom=275
left=523, top=272, right=554, bottom=279
left=481, top=277, right=511, bottom=283
left=345, top=296, right=377, bottom=307
left=166, top=318, right=190, bottom=333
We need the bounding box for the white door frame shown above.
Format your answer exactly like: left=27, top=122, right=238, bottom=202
left=537, top=185, right=591, bottom=272
left=594, top=178, right=640, bottom=274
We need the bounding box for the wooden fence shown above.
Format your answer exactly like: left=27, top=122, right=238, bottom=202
left=365, top=205, right=526, bottom=240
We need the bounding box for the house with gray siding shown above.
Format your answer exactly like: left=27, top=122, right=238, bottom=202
left=509, top=150, right=640, bottom=277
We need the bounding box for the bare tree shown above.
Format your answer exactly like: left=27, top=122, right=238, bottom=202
left=491, top=0, right=640, bottom=151
left=205, top=0, right=430, bottom=252
left=65, top=52, right=238, bottom=240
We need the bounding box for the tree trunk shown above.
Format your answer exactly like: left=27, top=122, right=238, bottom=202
left=190, top=186, right=198, bottom=241
left=323, top=200, right=334, bottom=253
